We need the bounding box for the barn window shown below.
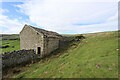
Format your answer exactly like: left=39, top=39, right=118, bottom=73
left=37, top=47, right=41, bottom=54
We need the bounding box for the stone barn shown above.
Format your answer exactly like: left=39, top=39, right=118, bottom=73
left=20, top=24, right=62, bottom=56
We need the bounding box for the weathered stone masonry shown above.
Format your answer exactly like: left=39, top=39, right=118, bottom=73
left=20, top=25, right=62, bottom=56
left=2, top=50, right=36, bottom=68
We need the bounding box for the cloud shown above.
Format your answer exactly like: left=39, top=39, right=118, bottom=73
left=74, top=20, right=118, bottom=34
left=15, top=0, right=118, bottom=34
left=1, top=0, right=119, bottom=2
left=0, top=0, right=118, bottom=34
left=0, top=9, right=25, bottom=34
left=0, top=8, right=9, bottom=13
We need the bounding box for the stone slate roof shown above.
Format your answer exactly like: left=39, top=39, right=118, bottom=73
left=27, top=25, right=62, bottom=38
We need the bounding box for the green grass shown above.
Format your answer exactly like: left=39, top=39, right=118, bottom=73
left=3, top=31, right=118, bottom=78
left=0, top=34, right=20, bottom=53
left=1, top=40, right=20, bottom=53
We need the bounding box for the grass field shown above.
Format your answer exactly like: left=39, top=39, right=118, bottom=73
left=0, top=34, right=20, bottom=53
left=1, top=40, right=20, bottom=53
left=2, top=31, right=118, bottom=78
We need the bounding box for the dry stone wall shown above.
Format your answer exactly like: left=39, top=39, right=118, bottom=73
left=2, top=50, right=37, bottom=68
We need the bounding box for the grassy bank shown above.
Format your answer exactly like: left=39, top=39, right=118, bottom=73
left=3, top=31, right=118, bottom=78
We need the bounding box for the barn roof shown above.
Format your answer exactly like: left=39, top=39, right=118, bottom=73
left=26, top=25, right=62, bottom=38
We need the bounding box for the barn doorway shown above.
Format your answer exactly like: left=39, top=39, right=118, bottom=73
left=37, top=47, right=41, bottom=54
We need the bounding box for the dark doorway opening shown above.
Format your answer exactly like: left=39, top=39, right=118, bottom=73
left=37, top=47, right=41, bottom=54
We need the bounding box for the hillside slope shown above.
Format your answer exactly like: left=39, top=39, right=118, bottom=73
left=4, top=31, right=118, bottom=78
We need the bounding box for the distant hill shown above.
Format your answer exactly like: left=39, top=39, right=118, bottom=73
left=0, top=34, right=19, bottom=40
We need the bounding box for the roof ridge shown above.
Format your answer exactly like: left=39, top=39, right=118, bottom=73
left=26, top=25, right=61, bottom=38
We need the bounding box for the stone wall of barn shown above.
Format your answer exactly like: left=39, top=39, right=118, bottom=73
left=2, top=50, right=37, bottom=68
left=44, top=37, right=59, bottom=55
left=20, top=25, right=44, bottom=55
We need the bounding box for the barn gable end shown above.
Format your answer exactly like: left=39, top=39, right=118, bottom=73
left=20, top=25, right=44, bottom=56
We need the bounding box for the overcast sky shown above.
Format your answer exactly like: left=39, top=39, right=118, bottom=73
left=0, top=0, right=119, bottom=34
